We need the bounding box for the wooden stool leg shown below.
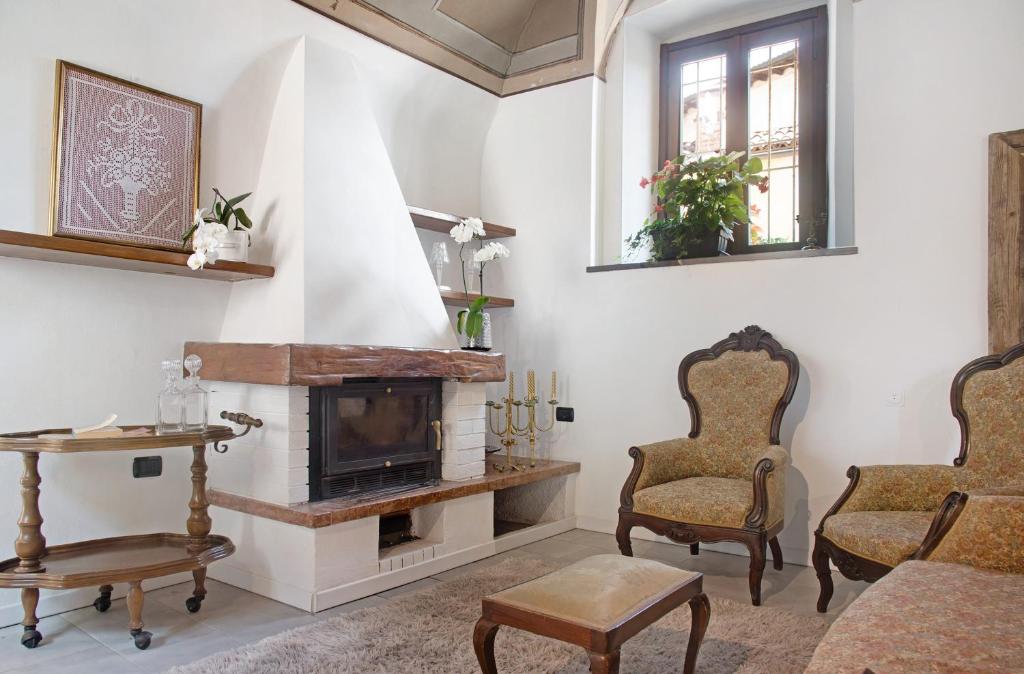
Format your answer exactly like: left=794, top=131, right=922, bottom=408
left=689, top=542, right=700, bottom=556
left=769, top=536, right=784, bottom=570
left=20, top=588, right=42, bottom=648
left=127, top=581, right=151, bottom=650
left=473, top=618, right=500, bottom=674
left=589, top=650, right=620, bottom=674
left=683, top=592, right=710, bottom=674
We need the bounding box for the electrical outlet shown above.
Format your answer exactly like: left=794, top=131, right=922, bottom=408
left=885, top=391, right=905, bottom=407
left=556, top=407, right=574, bottom=422
left=133, top=456, right=162, bottom=478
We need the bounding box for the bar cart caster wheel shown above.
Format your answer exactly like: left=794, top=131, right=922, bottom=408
left=131, top=629, right=152, bottom=650
left=94, top=596, right=112, bottom=613
left=21, top=628, right=42, bottom=649
left=185, top=596, right=203, bottom=614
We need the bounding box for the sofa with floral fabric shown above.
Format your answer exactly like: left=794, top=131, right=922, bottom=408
left=805, top=489, right=1024, bottom=673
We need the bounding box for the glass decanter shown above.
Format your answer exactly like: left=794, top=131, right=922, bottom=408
left=156, top=359, right=185, bottom=434
left=182, top=354, right=208, bottom=431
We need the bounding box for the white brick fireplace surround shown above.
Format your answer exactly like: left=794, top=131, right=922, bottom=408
left=185, top=342, right=579, bottom=612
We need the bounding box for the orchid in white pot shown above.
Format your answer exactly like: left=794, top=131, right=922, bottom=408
left=449, top=217, right=510, bottom=349
left=182, top=188, right=254, bottom=269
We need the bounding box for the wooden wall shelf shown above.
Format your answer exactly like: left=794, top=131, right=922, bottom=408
left=440, top=289, right=514, bottom=308
left=409, top=206, right=516, bottom=239
left=0, top=230, right=275, bottom=282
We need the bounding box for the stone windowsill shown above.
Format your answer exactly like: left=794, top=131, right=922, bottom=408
left=586, top=246, right=858, bottom=273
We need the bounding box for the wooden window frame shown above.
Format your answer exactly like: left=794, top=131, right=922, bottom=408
left=659, top=6, right=828, bottom=253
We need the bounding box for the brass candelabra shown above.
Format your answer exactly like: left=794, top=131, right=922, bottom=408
left=486, top=370, right=558, bottom=472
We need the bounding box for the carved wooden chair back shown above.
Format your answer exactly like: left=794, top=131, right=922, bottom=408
left=952, top=341, right=1024, bottom=489
left=677, top=326, right=800, bottom=479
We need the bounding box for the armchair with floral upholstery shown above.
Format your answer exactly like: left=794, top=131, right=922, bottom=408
left=812, top=341, right=1024, bottom=612
left=617, top=326, right=800, bottom=606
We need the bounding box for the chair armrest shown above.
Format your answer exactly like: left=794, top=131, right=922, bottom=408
left=746, top=446, right=789, bottom=528
left=834, top=464, right=961, bottom=514
left=619, top=438, right=700, bottom=509
left=917, top=489, right=1024, bottom=573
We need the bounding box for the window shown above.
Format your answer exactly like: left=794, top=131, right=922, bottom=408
left=659, top=7, right=828, bottom=252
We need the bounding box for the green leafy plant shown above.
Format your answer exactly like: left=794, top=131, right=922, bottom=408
left=627, top=151, right=768, bottom=261
left=182, top=188, right=253, bottom=247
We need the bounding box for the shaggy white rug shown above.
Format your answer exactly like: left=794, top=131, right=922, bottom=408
left=169, top=557, right=827, bottom=673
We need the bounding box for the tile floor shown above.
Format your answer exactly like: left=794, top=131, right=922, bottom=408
left=0, top=530, right=866, bottom=673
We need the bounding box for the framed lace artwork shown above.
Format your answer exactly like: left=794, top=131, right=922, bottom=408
left=50, top=61, right=201, bottom=250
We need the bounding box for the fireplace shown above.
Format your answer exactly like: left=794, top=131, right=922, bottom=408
left=309, top=378, right=442, bottom=501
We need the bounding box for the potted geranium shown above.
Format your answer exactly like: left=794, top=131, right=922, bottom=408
left=627, top=151, right=768, bottom=261
left=449, top=217, right=510, bottom=350
left=182, top=188, right=253, bottom=269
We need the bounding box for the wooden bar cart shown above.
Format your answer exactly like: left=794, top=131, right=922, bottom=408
left=0, top=411, right=261, bottom=651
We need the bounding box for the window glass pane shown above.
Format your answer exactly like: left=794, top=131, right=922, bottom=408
left=679, top=55, right=726, bottom=159
left=748, top=39, right=799, bottom=243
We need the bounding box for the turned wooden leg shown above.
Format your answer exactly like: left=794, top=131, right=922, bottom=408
left=473, top=618, right=500, bottom=674
left=684, top=592, right=711, bottom=674
left=769, top=536, right=784, bottom=570
left=20, top=588, right=42, bottom=648
left=748, top=534, right=767, bottom=606
left=812, top=534, right=835, bottom=613
left=588, top=649, right=620, bottom=674
left=689, top=542, right=700, bottom=556
left=14, top=452, right=46, bottom=574
left=127, top=581, right=151, bottom=650
left=615, top=517, right=633, bottom=557
left=187, top=444, right=212, bottom=544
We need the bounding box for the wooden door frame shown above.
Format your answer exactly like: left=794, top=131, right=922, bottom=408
left=988, top=129, right=1024, bottom=353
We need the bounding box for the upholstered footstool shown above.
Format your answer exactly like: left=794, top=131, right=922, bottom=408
left=473, top=554, right=710, bottom=674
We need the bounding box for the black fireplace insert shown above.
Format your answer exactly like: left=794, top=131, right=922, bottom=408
left=309, top=378, right=442, bottom=501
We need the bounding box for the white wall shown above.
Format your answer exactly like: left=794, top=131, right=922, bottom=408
left=480, top=0, right=1024, bottom=565
left=0, top=0, right=494, bottom=622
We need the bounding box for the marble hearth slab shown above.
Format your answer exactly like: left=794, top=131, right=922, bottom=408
left=184, top=342, right=505, bottom=384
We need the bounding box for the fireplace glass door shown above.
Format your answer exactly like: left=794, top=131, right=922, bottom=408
left=310, top=379, right=442, bottom=501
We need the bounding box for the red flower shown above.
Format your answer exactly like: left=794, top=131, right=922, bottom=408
left=654, top=203, right=665, bottom=213
left=757, top=176, right=770, bottom=194
left=663, top=159, right=673, bottom=168
left=639, top=177, right=650, bottom=189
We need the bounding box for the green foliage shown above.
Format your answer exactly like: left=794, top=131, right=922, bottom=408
left=626, top=151, right=767, bottom=261
left=456, top=296, right=489, bottom=338
left=182, top=189, right=253, bottom=246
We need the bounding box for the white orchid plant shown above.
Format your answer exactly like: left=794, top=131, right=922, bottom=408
left=449, top=217, right=510, bottom=344
left=183, top=189, right=253, bottom=270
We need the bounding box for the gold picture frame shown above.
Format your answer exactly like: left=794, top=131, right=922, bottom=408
left=49, top=60, right=202, bottom=251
